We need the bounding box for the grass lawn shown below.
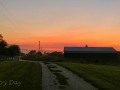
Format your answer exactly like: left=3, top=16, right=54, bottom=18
left=0, top=61, right=42, bottom=90
left=57, top=62, right=120, bottom=90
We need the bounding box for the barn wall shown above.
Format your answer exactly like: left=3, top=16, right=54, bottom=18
left=64, top=52, right=118, bottom=59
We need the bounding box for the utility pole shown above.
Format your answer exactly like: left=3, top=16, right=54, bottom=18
left=39, top=41, right=40, bottom=52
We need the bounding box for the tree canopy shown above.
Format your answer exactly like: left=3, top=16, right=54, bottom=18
left=7, top=45, right=20, bottom=56
left=0, top=34, right=20, bottom=56
left=0, top=40, right=7, bottom=48
left=0, top=34, right=3, bottom=41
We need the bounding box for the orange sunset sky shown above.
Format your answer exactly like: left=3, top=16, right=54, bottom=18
left=0, top=0, right=120, bottom=52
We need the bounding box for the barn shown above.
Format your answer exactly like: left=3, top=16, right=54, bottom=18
left=64, top=47, right=118, bottom=60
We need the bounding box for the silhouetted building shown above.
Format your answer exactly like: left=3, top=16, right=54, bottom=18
left=64, top=47, right=118, bottom=60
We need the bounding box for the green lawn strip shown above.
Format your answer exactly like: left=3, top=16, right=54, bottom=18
left=8, top=62, right=34, bottom=90
left=74, top=65, right=120, bottom=90
left=0, top=62, right=31, bottom=90
left=77, top=64, right=120, bottom=86
left=0, top=62, right=42, bottom=90
left=8, top=62, right=41, bottom=90
left=57, top=62, right=120, bottom=90
left=71, top=63, right=120, bottom=90
left=29, top=62, right=42, bottom=90
left=0, top=61, right=21, bottom=72
left=0, top=62, right=27, bottom=80
left=76, top=64, right=120, bottom=87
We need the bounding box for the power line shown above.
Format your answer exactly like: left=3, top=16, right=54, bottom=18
left=0, top=6, right=18, bottom=30
left=0, top=0, right=24, bottom=31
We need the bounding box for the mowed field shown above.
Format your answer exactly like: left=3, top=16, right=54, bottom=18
left=0, top=61, right=42, bottom=90
left=57, top=62, right=120, bottom=90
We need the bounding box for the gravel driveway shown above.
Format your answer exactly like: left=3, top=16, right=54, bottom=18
left=40, top=62, right=98, bottom=90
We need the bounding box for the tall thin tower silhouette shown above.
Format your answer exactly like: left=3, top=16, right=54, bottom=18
left=39, top=41, right=40, bottom=52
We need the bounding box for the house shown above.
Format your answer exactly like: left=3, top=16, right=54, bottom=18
left=64, top=47, right=118, bottom=59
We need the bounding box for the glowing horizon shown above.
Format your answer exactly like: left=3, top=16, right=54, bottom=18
left=1, top=0, right=120, bottom=52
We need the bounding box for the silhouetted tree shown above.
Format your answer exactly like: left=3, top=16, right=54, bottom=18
left=0, top=34, right=3, bottom=41
left=0, top=34, right=7, bottom=48
left=20, top=52, right=26, bottom=56
left=7, top=45, right=20, bottom=56
left=47, top=51, right=63, bottom=57
left=28, top=50, right=36, bottom=55
left=36, top=51, right=42, bottom=56
left=0, top=34, right=7, bottom=55
left=0, top=40, right=7, bottom=48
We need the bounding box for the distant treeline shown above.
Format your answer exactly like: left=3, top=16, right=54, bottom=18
left=21, top=50, right=63, bottom=62
left=21, top=48, right=120, bottom=64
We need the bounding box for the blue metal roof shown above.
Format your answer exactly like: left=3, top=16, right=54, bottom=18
left=64, top=47, right=117, bottom=53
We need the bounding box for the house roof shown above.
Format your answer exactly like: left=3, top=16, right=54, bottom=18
left=64, top=47, right=117, bottom=53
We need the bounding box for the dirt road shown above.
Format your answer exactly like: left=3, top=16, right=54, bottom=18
left=40, top=62, right=98, bottom=90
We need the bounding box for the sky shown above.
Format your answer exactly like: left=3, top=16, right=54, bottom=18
left=0, top=0, right=120, bottom=52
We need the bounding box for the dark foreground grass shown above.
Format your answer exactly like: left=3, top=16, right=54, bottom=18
left=0, top=61, right=42, bottom=90
left=57, top=62, right=120, bottom=90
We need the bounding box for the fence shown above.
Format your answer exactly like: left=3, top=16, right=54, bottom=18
left=0, top=56, right=20, bottom=61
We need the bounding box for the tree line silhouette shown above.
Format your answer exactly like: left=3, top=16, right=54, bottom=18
left=0, top=34, right=20, bottom=57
